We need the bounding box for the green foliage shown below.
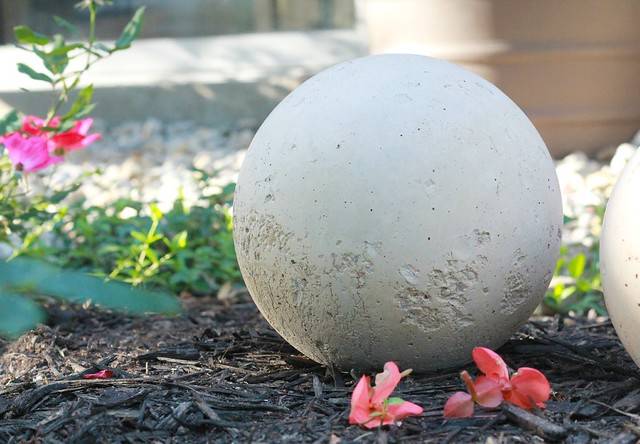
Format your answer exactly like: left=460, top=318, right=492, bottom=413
left=19, top=168, right=241, bottom=295
left=0, top=258, right=181, bottom=339
left=545, top=244, right=605, bottom=315
left=0, top=291, right=45, bottom=339
left=14, top=25, right=50, bottom=45
left=63, top=85, right=94, bottom=121
left=17, top=63, right=53, bottom=83
left=0, top=1, right=177, bottom=340
left=0, top=111, right=21, bottom=138
left=0, top=257, right=181, bottom=314
left=0, top=157, right=76, bottom=249
left=545, top=202, right=607, bottom=316
left=12, top=2, right=145, bottom=126
left=115, top=7, right=146, bottom=50
left=0, top=157, right=182, bottom=339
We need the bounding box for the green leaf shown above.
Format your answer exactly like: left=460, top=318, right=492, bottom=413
left=17, top=63, right=53, bottom=83
left=173, top=231, right=188, bottom=249
left=567, top=253, right=586, bottom=279
left=0, top=291, right=46, bottom=339
left=386, top=397, right=406, bottom=406
left=14, top=25, right=49, bottom=45
left=0, top=110, right=20, bottom=135
left=0, top=257, right=182, bottom=315
left=31, top=34, right=72, bottom=75
left=53, top=15, right=78, bottom=34
left=131, top=231, right=147, bottom=243
left=150, top=203, right=163, bottom=222
left=62, top=84, right=94, bottom=121
left=48, top=182, right=82, bottom=204
left=553, top=283, right=565, bottom=299
left=576, top=278, right=592, bottom=293
left=114, top=6, right=145, bottom=50
left=145, top=248, right=159, bottom=264
left=48, top=43, right=83, bottom=57
left=560, top=286, right=576, bottom=301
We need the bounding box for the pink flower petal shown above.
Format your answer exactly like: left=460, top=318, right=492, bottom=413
left=1, top=132, right=23, bottom=151
left=50, top=118, right=100, bottom=153
left=3, top=133, right=60, bottom=173
left=371, top=361, right=401, bottom=406
left=386, top=400, right=423, bottom=421
left=78, top=132, right=101, bottom=147
left=82, top=369, right=114, bottom=380
left=349, top=375, right=373, bottom=425
left=444, top=391, right=474, bottom=418
left=474, top=376, right=504, bottom=408
left=506, top=367, right=551, bottom=409
left=22, top=115, right=46, bottom=135
left=472, top=347, right=509, bottom=383
left=21, top=115, right=60, bottom=135
left=75, top=117, right=94, bottom=135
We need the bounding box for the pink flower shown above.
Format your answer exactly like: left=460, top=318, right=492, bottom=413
left=444, top=347, right=551, bottom=418
left=50, top=118, right=101, bottom=154
left=349, top=362, right=423, bottom=428
left=1, top=115, right=100, bottom=173
left=22, top=115, right=60, bottom=136
left=82, top=369, right=114, bottom=380
left=0, top=132, right=61, bottom=173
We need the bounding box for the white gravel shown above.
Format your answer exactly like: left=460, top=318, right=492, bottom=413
left=557, top=142, right=638, bottom=248
left=35, top=118, right=254, bottom=211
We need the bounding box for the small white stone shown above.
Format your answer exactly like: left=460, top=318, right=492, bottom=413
left=610, top=143, right=638, bottom=175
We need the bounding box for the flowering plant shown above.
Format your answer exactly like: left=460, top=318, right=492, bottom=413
left=444, top=347, right=551, bottom=418
left=1, top=115, right=100, bottom=173
left=349, top=362, right=423, bottom=428
left=0, top=1, right=155, bottom=340
left=0, top=0, right=144, bottom=174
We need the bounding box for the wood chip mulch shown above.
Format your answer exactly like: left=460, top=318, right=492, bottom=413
left=1, top=293, right=639, bottom=443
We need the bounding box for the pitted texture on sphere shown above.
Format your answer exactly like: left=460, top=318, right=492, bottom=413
left=233, top=54, right=562, bottom=372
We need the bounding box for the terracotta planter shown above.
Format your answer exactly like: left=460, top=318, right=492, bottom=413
left=357, top=0, right=640, bottom=157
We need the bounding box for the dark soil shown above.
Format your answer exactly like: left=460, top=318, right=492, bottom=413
left=1, top=293, right=640, bottom=443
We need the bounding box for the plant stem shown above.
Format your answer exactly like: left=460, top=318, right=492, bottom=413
left=45, top=1, right=97, bottom=127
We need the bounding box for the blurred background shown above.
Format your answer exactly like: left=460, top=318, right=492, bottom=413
left=2, top=0, right=640, bottom=157
left=1, top=0, right=639, bottom=315
left=0, top=0, right=356, bottom=40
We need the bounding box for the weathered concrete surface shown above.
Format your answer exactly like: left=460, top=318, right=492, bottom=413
left=233, top=54, right=563, bottom=372
left=601, top=149, right=640, bottom=369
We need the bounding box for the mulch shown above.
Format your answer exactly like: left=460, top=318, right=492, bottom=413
left=1, top=292, right=640, bottom=443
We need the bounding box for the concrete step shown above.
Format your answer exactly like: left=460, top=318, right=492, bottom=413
left=0, top=29, right=367, bottom=128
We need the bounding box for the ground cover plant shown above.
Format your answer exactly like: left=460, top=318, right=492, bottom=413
left=0, top=1, right=186, bottom=338
left=18, top=168, right=240, bottom=294
left=545, top=207, right=605, bottom=316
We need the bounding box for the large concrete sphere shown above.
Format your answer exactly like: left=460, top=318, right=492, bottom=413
left=233, top=54, right=562, bottom=372
left=601, top=149, right=640, bottom=369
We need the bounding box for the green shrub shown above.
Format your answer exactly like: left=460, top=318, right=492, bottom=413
left=545, top=207, right=606, bottom=315
left=20, top=168, right=242, bottom=294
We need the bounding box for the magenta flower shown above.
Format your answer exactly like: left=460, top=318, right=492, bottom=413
left=1, top=132, right=61, bottom=173
left=21, top=115, right=60, bottom=136
left=51, top=118, right=101, bottom=154
left=1, top=115, right=100, bottom=173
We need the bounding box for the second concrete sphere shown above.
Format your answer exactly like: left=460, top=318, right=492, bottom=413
left=233, top=55, right=562, bottom=372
